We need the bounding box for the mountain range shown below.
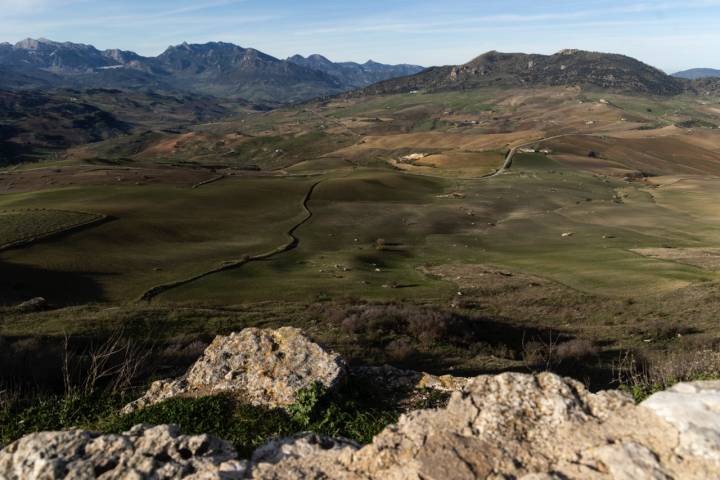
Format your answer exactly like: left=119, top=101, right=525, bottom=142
left=287, top=54, right=423, bottom=89
left=4, top=39, right=720, bottom=104
left=0, top=38, right=424, bottom=104
left=356, top=49, right=720, bottom=97
left=673, top=68, right=720, bottom=80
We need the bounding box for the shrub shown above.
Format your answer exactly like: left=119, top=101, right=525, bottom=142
left=337, top=302, right=477, bottom=347
left=384, top=338, right=417, bottom=362
left=522, top=334, right=599, bottom=370
left=288, top=382, right=327, bottom=428
left=556, top=339, right=599, bottom=362
left=615, top=348, right=720, bottom=402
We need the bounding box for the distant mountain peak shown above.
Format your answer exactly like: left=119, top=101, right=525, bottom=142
left=15, top=38, right=53, bottom=49
left=673, top=68, right=720, bottom=80
left=288, top=54, right=423, bottom=89
left=308, top=54, right=331, bottom=62
left=556, top=48, right=582, bottom=56
left=358, top=49, right=689, bottom=97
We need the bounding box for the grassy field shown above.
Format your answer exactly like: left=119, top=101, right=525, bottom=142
left=2, top=85, right=720, bottom=394
left=0, top=209, right=105, bottom=250
left=2, top=150, right=720, bottom=304
left=0, top=177, right=316, bottom=302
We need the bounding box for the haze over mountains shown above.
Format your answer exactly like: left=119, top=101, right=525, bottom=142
left=0, top=38, right=424, bottom=104
left=673, top=68, right=720, bottom=80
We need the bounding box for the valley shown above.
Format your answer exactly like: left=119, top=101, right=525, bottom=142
left=3, top=71, right=720, bottom=385
left=4, top=0, right=720, bottom=469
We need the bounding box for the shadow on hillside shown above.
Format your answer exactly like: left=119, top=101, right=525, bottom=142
left=0, top=260, right=106, bottom=305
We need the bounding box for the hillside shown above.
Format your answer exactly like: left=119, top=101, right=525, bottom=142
left=674, top=68, right=720, bottom=80
left=0, top=89, right=131, bottom=164
left=357, top=49, right=690, bottom=96
left=0, top=88, right=240, bottom=165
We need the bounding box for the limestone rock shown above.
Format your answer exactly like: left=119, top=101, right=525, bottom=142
left=590, top=442, right=672, bottom=480
left=0, top=424, right=247, bottom=479
left=641, top=380, right=720, bottom=463
left=6, top=369, right=720, bottom=479
left=123, top=327, right=346, bottom=413
left=249, top=373, right=720, bottom=479
left=248, top=433, right=360, bottom=480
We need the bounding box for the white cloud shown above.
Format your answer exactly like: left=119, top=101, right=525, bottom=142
left=0, top=0, right=78, bottom=14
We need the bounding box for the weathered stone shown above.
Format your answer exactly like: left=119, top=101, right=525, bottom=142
left=123, top=327, right=346, bottom=413
left=12, top=297, right=47, bottom=313
left=591, top=442, right=672, bottom=480
left=641, top=380, right=720, bottom=463
left=0, top=424, right=247, bottom=479
left=5, top=360, right=720, bottom=479
left=248, top=373, right=720, bottom=479
left=248, top=433, right=359, bottom=480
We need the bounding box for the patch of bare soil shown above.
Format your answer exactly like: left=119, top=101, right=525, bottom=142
left=631, top=248, right=720, bottom=270
left=421, top=264, right=557, bottom=296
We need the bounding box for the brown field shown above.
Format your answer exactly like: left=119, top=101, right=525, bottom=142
left=631, top=247, right=720, bottom=270
left=0, top=165, right=218, bottom=194
left=544, top=132, right=720, bottom=176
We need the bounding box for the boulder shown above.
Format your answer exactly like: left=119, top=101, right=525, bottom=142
left=12, top=297, right=47, bottom=313
left=245, top=373, right=720, bottom=479
left=123, top=327, right=346, bottom=413
left=641, top=380, right=720, bottom=463
left=0, top=424, right=246, bottom=479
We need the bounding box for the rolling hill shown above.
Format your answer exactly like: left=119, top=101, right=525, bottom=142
left=0, top=88, right=242, bottom=165
left=673, top=68, right=720, bottom=80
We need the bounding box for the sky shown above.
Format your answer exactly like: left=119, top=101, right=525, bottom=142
left=1, top=0, right=719, bottom=73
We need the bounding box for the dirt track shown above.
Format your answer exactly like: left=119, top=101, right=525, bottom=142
left=138, top=180, right=323, bottom=301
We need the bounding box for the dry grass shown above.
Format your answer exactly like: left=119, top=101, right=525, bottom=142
left=521, top=334, right=600, bottom=371
left=614, top=347, right=720, bottom=401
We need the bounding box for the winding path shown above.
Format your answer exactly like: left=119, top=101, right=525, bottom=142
left=491, top=133, right=601, bottom=178
left=139, top=180, right=323, bottom=302
left=138, top=131, right=604, bottom=301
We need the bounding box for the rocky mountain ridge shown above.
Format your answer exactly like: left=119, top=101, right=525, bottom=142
left=287, top=54, right=424, bottom=88
left=357, top=49, right=720, bottom=97
left=0, top=38, right=422, bottom=104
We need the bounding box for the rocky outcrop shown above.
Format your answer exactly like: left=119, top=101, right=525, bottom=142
left=3, top=324, right=720, bottom=479
left=123, top=327, right=346, bottom=413
left=3, top=374, right=720, bottom=478
left=0, top=424, right=246, bottom=479
left=246, top=374, right=720, bottom=479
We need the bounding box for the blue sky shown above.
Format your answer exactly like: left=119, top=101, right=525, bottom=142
left=1, top=0, right=719, bottom=72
